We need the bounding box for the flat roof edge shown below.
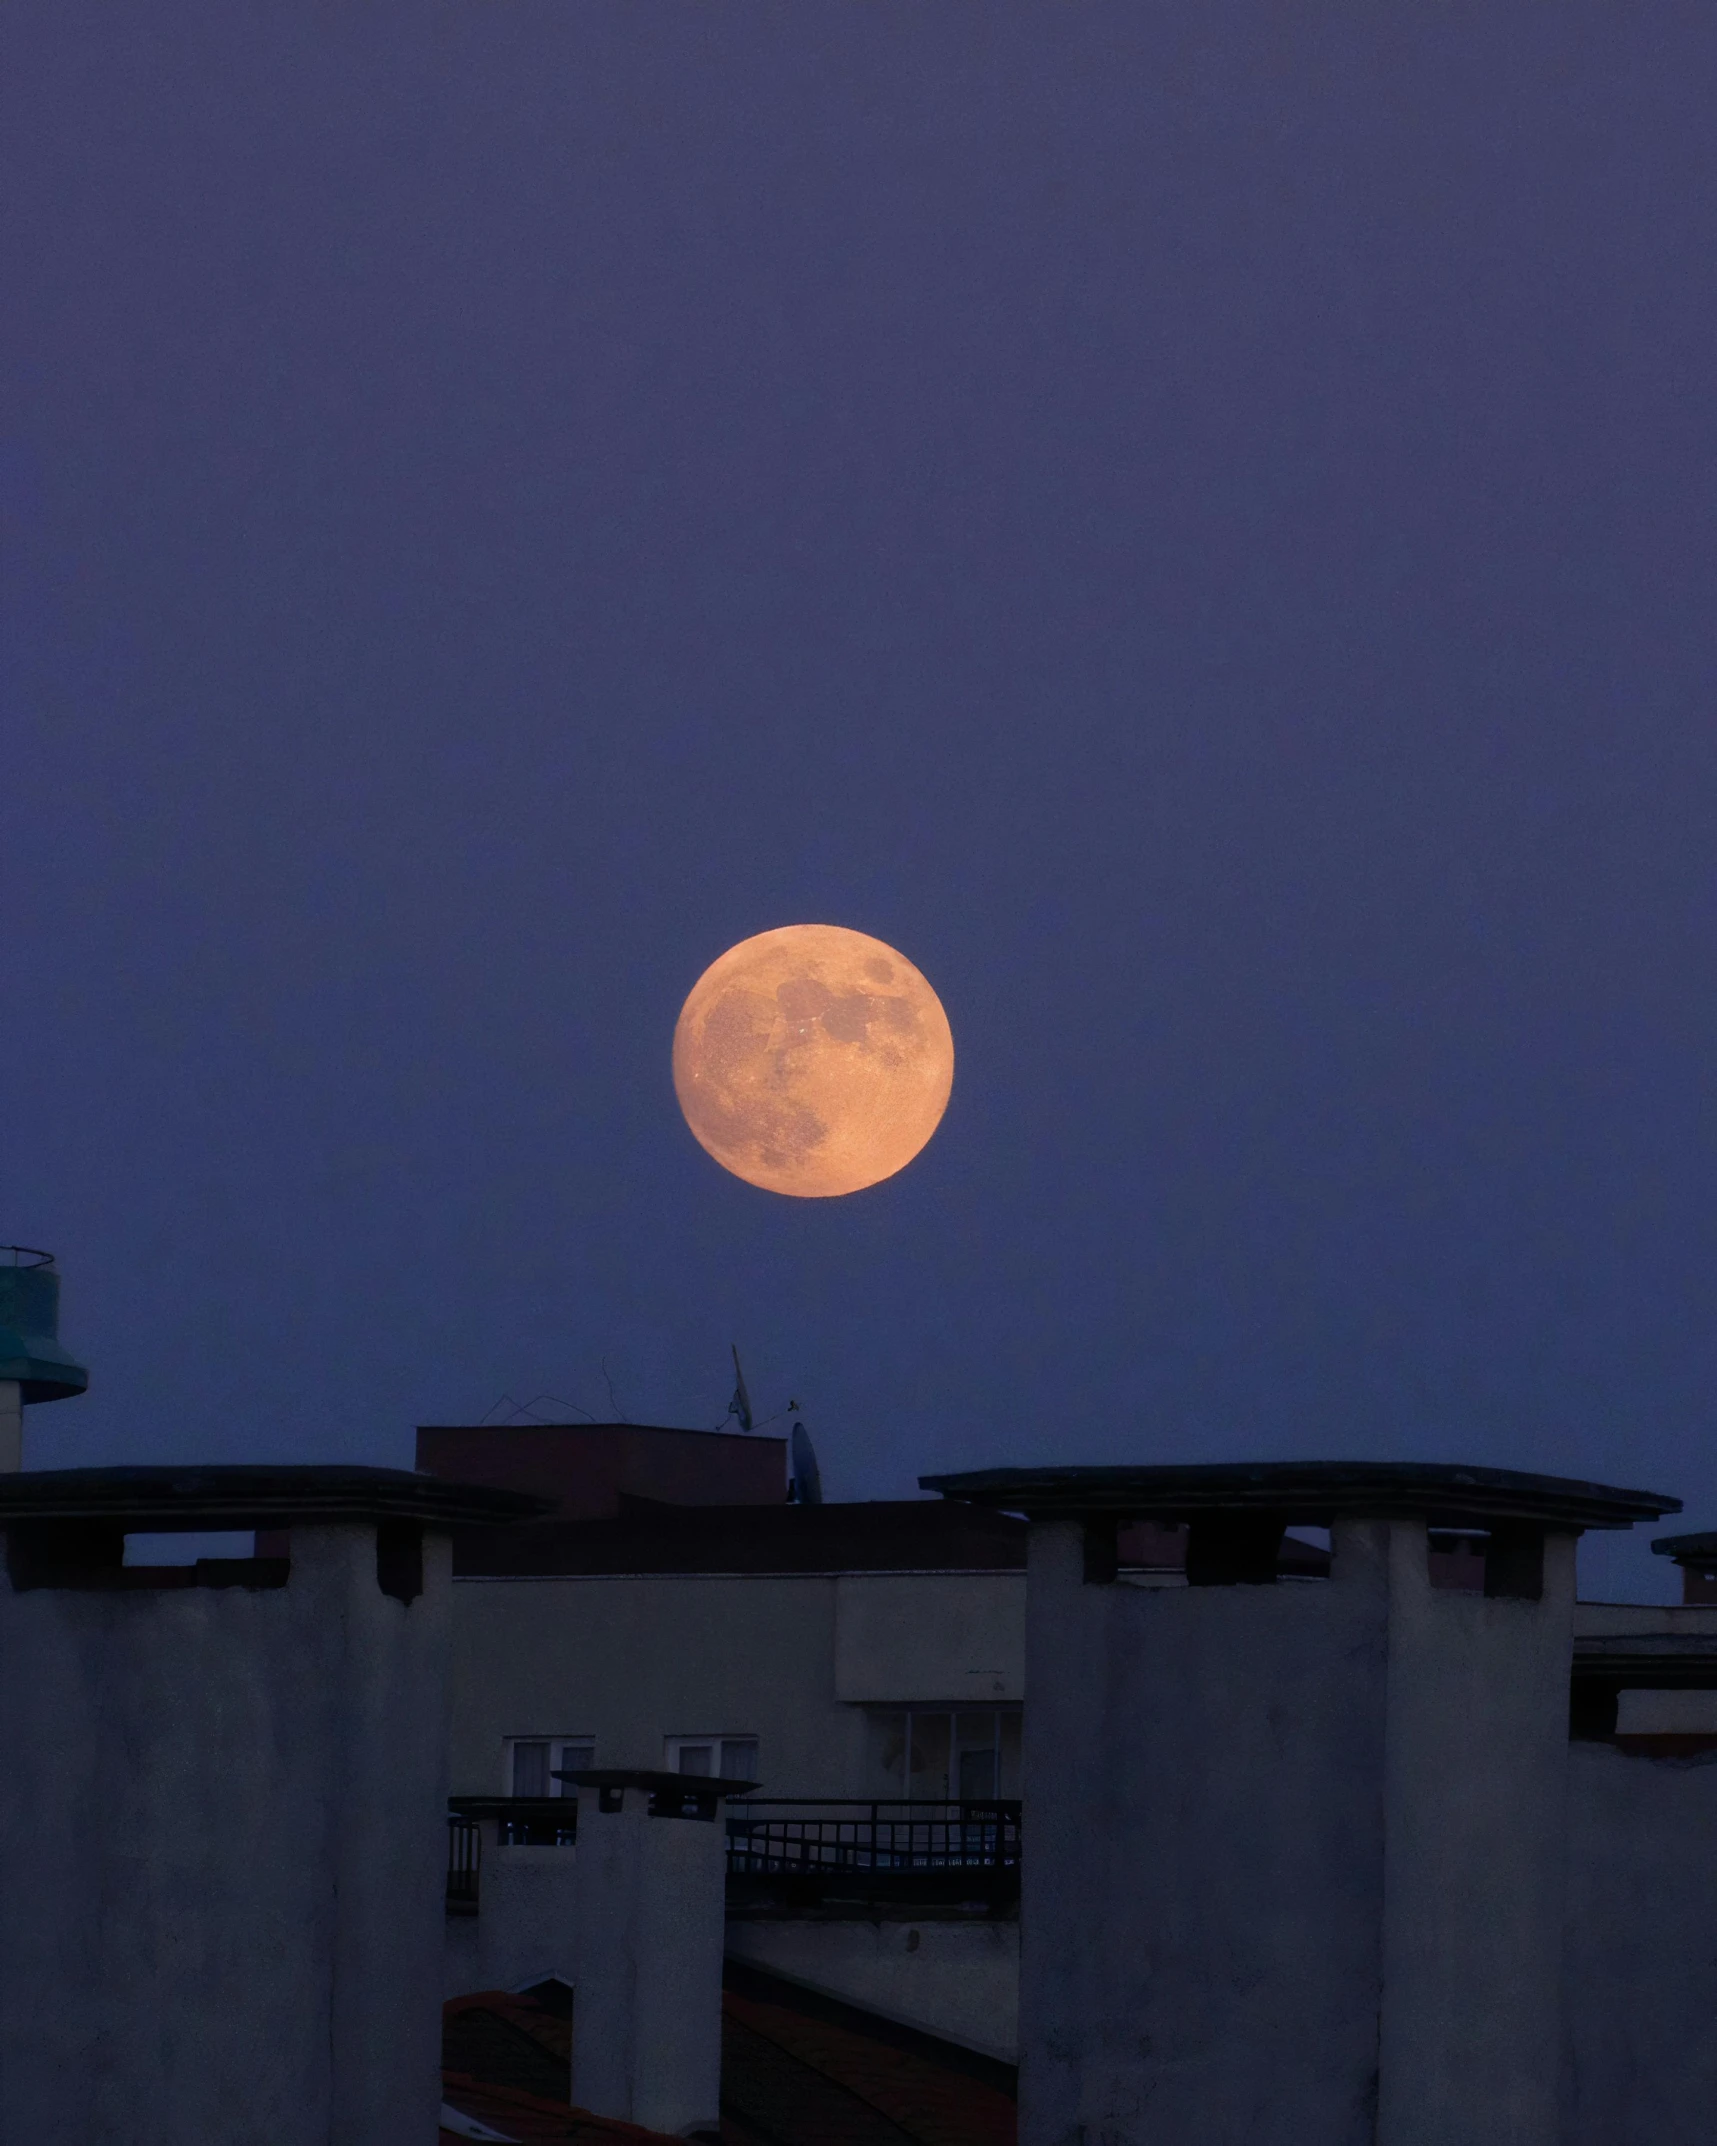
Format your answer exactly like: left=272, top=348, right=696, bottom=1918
left=417, top=1420, right=787, bottom=1445
left=921, top=1460, right=1679, bottom=1531
left=0, top=1465, right=550, bottom=1530
left=1654, top=1531, right=1717, bottom=1562
left=452, top=1565, right=1029, bottom=1583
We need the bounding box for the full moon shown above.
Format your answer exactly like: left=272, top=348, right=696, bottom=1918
left=672, top=925, right=955, bottom=1197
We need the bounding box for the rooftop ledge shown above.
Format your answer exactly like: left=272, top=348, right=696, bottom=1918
left=1654, top=1531, right=1717, bottom=1568
left=0, top=1464, right=550, bottom=1532
left=919, top=1462, right=1680, bottom=1533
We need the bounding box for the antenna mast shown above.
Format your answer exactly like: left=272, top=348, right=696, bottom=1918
left=729, top=1345, right=755, bottom=1432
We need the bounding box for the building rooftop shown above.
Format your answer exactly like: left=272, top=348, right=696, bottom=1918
left=0, top=1464, right=549, bottom=1531
left=417, top=1420, right=787, bottom=1523
left=452, top=1496, right=1031, bottom=1579
left=441, top=1974, right=1018, bottom=2146
left=919, top=1460, right=1679, bottom=1532
left=720, top=1962, right=1016, bottom=2146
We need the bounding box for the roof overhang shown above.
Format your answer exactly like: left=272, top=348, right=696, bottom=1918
left=919, top=1461, right=1680, bottom=1533
left=0, top=1464, right=550, bottom=1532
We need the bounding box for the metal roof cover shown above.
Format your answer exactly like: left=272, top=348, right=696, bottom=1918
left=919, top=1460, right=1680, bottom=1532
left=0, top=1254, right=88, bottom=1404
left=1653, top=1530, right=1717, bottom=1569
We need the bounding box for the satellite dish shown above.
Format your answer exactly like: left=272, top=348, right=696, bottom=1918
left=789, top=1421, right=823, bottom=1506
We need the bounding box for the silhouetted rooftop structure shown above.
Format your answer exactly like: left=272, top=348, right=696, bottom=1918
left=920, top=1460, right=1679, bottom=1531
left=0, top=1462, right=548, bottom=1530
left=450, top=1496, right=1029, bottom=1578
left=418, top=1421, right=787, bottom=1522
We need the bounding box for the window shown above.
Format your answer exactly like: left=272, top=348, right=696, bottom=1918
left=666, top=1735, right=758, bottom=1782
left=868, top=1709, right=1021, bottom=1800
left=505, top=1736, right=594, bottom=1799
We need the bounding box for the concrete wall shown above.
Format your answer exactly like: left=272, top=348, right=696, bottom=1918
left=570, top=1783, right=727, bottom=2137
left=0, top=1523, right=452, bottom=2146
left=444, top=1835, right=582, bottom=2000
left=725, top=1917, right=1020, bottom=2063
left=449, top=1569, right=1026, bottom=1796
left=834, top=1574, right=1024, bottom=1704
left=1561, top=1743, right=1717, bottom=2146
left=1020, top=1520, right=1391, bottom=2146
left=1373, top=1522, right=1576, bottom=2146
left=451, top=1573, right=855, bottom=1794
left=1018, top=1516, right=1579, bottom=2146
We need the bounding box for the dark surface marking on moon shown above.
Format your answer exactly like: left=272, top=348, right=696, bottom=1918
left=682, top=989, right=830, bottom=1162
left=774, top=978, right=919, bottom=1051
left=685, top=1077, right=829, bottom=1165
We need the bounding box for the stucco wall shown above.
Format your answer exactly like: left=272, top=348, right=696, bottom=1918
left=1561, top=1742, right=1717, bottom=2146
left=450, top=1572, right=857, bottom=1795
left=725, top=1916, right=1020, bottom=2062
left=1373, top=1521, right=1575, bottom=2146
left=1018, top=1515, right=1579, bottom=2146
left=444, top=1837, right=582, bottom=1999
left=1020, top=1520, right=1391, bottom=2146
left=450, top=1569, right=1027, bottom=1796
left=571, top=1782, right=728, bottom=2136
left=834, top=1574, right=1024, bottom=1703
left=0, top=1523, right=451, bottom=2146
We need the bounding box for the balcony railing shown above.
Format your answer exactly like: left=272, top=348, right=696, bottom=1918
left=450, top=1794, right=579, bottom=1847
left=725, top=1799, right=1021, bottom=1912
left=447, top=1814, right=481, bottom=1914
left=447, top=1794, right=1024, bottom=1916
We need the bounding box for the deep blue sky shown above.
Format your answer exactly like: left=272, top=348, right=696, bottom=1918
left=5, top=5, right=1713, bottom=1594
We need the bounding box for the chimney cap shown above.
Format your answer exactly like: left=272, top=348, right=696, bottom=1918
left=919, top=1460, right=1680, bottom=1533
left=1652, top=1530, right=1717, bottom=1570
left=0, top=1464, right=550, bottom=1531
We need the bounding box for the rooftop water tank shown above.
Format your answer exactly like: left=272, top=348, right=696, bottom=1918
left=0, top=1249, right=88, bottom=1402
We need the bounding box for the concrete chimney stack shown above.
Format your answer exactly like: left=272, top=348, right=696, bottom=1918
left=920, top=1459, right=1679, bottom=2146
left=565, top=1768, right=744, bottom=2139
left=0, top=1464, right=542, bottom=2146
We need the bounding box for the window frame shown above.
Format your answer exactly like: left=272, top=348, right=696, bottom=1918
left=867, top=1705, right=1022, bottom=1800
left=503, top=1734, right=595, bottom=1800
left=664, top=1733, right=760, bottom=1783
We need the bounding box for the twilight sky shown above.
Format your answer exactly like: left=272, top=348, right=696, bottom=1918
left=5, top=5, right=1714, bottom=1595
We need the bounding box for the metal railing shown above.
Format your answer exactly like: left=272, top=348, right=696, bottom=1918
left=725, top=1799, right=1021, bottom=1911
left=446, top=1814, right=481, bottom=1913
left=448, top=1794, right=1024, bottom=1916
left=450, top=1795, right=579, bottom=1846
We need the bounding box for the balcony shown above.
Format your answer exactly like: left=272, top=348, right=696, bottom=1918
left=447, top=1794, right=1023, bottom=1917
left=725, top=1799, right=1021, bottom=1916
